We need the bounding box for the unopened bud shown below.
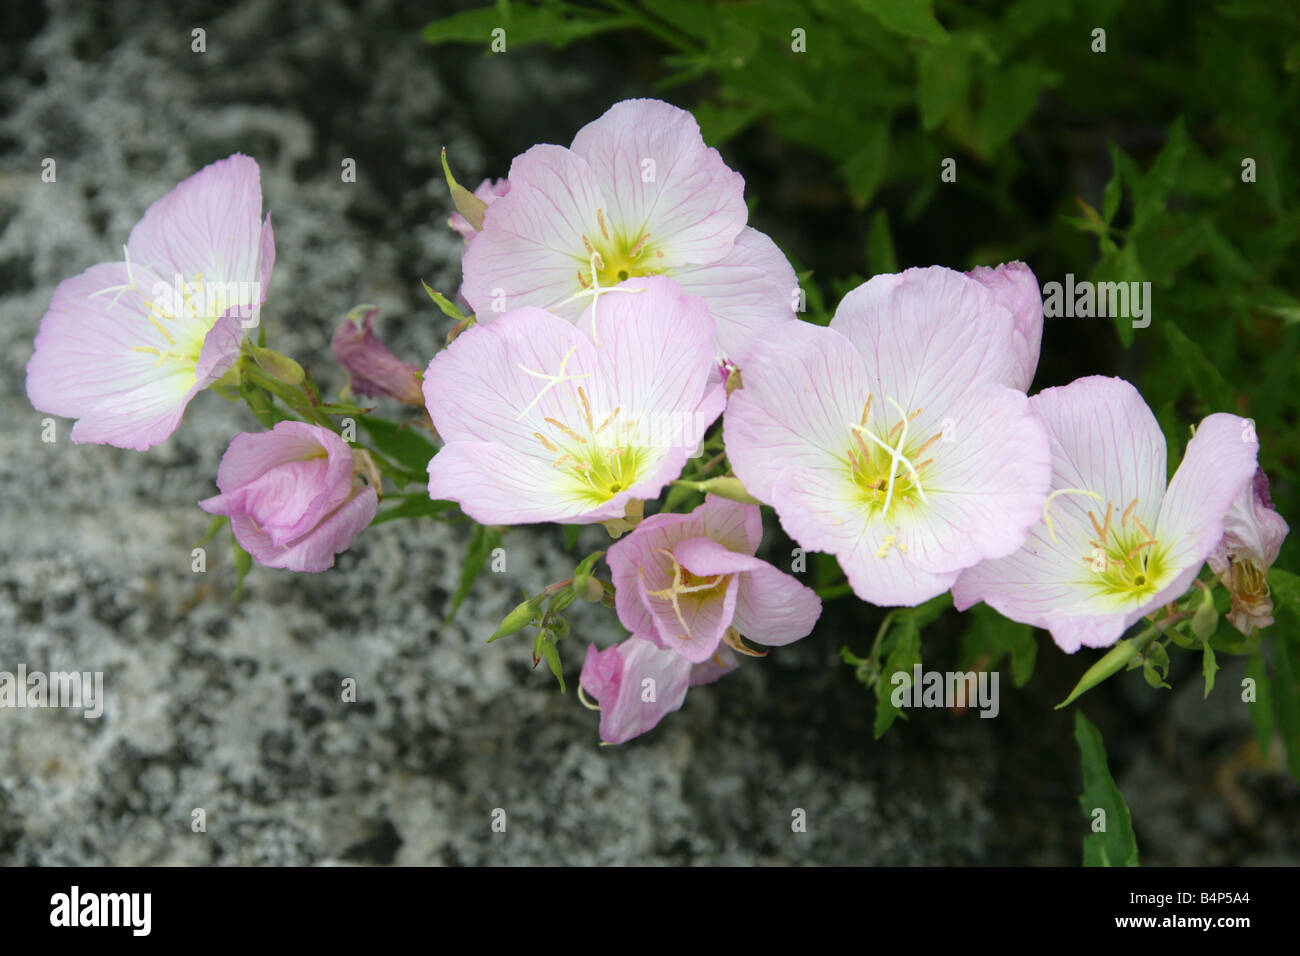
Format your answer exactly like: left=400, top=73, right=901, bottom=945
left=488, top=596, right=541, bottom=642
left=250, top=346, right=305, bottom=386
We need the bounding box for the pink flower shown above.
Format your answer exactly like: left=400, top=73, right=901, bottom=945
left=579, top=637, right=738, bottom=744
left=448, top=177, right=510, bottom=241
left=1207, top=467, right=1289, bottom=634
left=424, top=276, right=724, bottom=526
left=27, top=154, right=275, bottom=450
left=953, top=376, right=1261, bottom=652
left=607, top=495, right=821, bottom=663
left=331, top=306, right=423, bottom=405
left=199, top=421, right=378, bottom=573
left=724, top=266, right=1052, bottom=607
left=965, top=261, right=1043, bottom=392
left=460, top=98, right=797, bottom=362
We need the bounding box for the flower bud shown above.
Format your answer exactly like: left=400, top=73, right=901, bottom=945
left=489, top=595, right=542, bottom=642
left=249, top=346, right=305, bottom=386
left=331, top=305, right=424, bottom=406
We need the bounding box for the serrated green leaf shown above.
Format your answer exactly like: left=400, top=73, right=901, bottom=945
left=1076, top=710, right=1139, bottom=867
left=917, top=42, right=969, bottom=131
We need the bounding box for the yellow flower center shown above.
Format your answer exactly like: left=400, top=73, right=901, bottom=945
left=846, top=394, right=939, bottom=522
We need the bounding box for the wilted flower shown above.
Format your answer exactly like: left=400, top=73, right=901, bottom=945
left=424, top=276, right=724, bottom=526
left=607, top=495, right=821, bottom=663
left=1207, top=467, right=1289, bottom=634
left=331, top=305, right=423, bottom=405
left=448, top=177, right=510, bottom=241
left=199, top=421, right=378, bottom=573
left=460, top=98, right=797, bottom=362
left=725, top=266, right=1052, bottom=606
left=27, top=154, right=274, bottom=450
left=953, top=376, right=1261, bottom=652
left=578, top=637, right=738, bottom=744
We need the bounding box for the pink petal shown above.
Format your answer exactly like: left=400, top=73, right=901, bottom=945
left=581, top=638, right=693, bottom=744
left=568, top=98, right=746, bottom=270
left=670, top=226, right=800, bottom=363
left=460, top=145, right=603, bottom=320
left=965, top=261, right=1042, bottom=391
left=829, top=266, right=1024, bottom=412
left=723, top=320, right=871, bottom=503
left=733, top=561, right=822, bottom=646
left=690, top=645, right=739, bottom=686
left=232, top=486, right=378, bottom=573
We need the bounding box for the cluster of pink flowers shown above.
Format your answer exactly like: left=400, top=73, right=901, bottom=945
left=26, top=99, right=1288, bottom=745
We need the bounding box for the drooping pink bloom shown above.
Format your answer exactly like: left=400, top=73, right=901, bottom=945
left=965, top=261, right=1043, bottom=392
left=460, top=98, right=797, bottom=362
left=953, top=376, right=1261, bottom=652
left=607, top=495, right=821, bottom=663
left=331, top=306, right=423, bottom=405
left=199, top=421, right=378, bottom=573
left=1207, top=467, right=1289, bottom=634
left=424, top=276, right=724, bottom=526
left=724, top=266, right=1052, bottom=607
left=448, top=177, right=510, bottom=241
left=27, top=154, right=275, bottom=450
left=579, top=637, right=738, bottom=744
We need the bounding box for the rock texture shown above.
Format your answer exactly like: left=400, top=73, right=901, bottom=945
left=0, top=0, right=1292, bottom=866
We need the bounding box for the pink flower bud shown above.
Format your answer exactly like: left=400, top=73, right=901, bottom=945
left=331, top=306, right=424, bottom=405
left=199, top=421, right=378, bottom=572
left=1208, top=468, right=1289, bottom=634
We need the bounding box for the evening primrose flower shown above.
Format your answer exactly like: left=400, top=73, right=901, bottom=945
left=424, top=276, right=724, bottom=525
left=953, top=376, right=1261, bottom=652
left=460, top=98, right=797, bottom=362
left=199, top=422, right=379, bottom=573
left=578, top=637, right=738, bottom=744
left=724, top=266, right=1053, bottom=607
left=607, top=495, right=821, bottom=663
left=26, top=154, right=274, bottom=450
left=1207, top=467, right=1289, bottom=634
left=965, top=261, right=1043, bottom=392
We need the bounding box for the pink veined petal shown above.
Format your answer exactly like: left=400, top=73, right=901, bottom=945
left=422, top=306, right=598, bottom=454
left=1155, top=412, right=1260, bottom=572
left=953, top=376, right=1180, bottom=654
left=694, top=494, right=763, bottom=555
left=669, top=226, right=800, bottom=363
left=568, top=98, right=746, bottom=270
left=723, top=320, right=871, bottom=503
left=768, top=464, right=960, bottom=607
left=27, top=261, right=198, bottom=449
left=460, top=145, right=604, bottom=320
left=965, top=261, right=1042, bottom=392
left=193, top=309, right=247, bottom=389
left=427, top=440, right=624, bottom=526
left=895, top=382, right=1051, bottom=575
left=732, top=561, right=822, bottom=647
left=579, top=643, right=624, bottom=703
left=126, top=153, right=265, bottom=288
left=591, top=638, right=694, bottom=744
left=690, top=644, right=739, bottom=686
left=233, top=485, right=378, bottom=573
left=673, top=535, right=766, bottom=577
left=579, top=276, right=717, bottom=428
left=829, top=266, right=1022, bottom=418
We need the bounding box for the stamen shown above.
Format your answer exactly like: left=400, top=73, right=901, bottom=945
left=597, top=208, right=610, bottom=241
left=543, top=417, right=585, bottom=443
left=576, top=386, right=594, bottom=431
left=533, top=432, right=560, bottom=453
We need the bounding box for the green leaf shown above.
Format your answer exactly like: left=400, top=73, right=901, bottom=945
left=866, top=209, right=900, bottom=275
left=1245, top=652, right=1274, bottom=756
left=1075, top=710, right=1139, bottom=867
left=1057, top=638, right=1140, bottom=709
left=357, top=415, right=439, bottom=478
left=977, top=62, right=1055, bottom=156
left=421, top=279, right=471, bottom=322
left=1101, top=154, right=1124, bottom=224
left=195, top=514, right=228, bottom=549
left=841, top=121, right=891, bottom=205
left=1130, top=117, right=1188, bottom=235
left=1202, top=639, right=1219, bottom=699
left=422, top=5, right=625, bottom=49
left=917, top=42, right=969, bottom=131
left=852, top=0, right=948, bottom=43
left=873, top=615, right=920, bottom=738
left=231, top=529, right=253, bottom=600
left=448, top=524, right=503, bottom=624
left=958, top=603, right=1037, bottom=687
left=369, top=497, right=458, bottom=526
